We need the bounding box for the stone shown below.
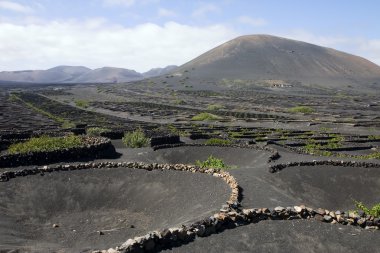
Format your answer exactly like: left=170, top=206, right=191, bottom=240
left=195, top=225, right=206, bottom=237
left=242, top=209, right=254, bottom=218
left=274, top=206, right=285, bottom=212
left=52, top=224, right=59, bottom=228
left=315, top=208, right=326, bottom=216
left=348, top=211, right=357, bottom=218
left=314, top=214, right=324, bottom=222
left=161, top=229, right=172, bottom=239
left=323, top=215, right=333, bottom=222
left=143, top=239, right=155, bottom=251
left=98, top=231, right=104, bottom=235
left=177, top=228, right=188, bottom=241
left=294, top=206, right=303, bottom=213
left=120, top=239, right=137, bottom=249
left=134, top=236, right=145, bottom=244
left=357, top=218, right=366, bottom=226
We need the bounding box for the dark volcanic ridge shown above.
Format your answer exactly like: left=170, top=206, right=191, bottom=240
left=168, top=34, right=380, bottom=90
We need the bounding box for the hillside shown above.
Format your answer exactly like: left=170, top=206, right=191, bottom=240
left=171, top=35, right=380, bottom=90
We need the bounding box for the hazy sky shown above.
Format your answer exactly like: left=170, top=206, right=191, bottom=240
left=0, top=0, right=379, bottom=72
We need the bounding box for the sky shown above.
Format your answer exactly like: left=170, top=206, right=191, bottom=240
left=0, top=0, right=379, bottom=72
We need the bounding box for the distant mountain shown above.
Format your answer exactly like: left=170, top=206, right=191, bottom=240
left=142, top=65, right=178, bottom=78
left=0, top=65, right=178, bottom=84
left=70, top=67, right=142, bottom=83
left=172, top=34, right=380, bottom=90
left=0, top=66, right=91, bottom=83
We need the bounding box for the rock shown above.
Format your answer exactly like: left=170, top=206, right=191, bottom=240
left=52, top=224, right=59, bottom=228
left=106, top=249, right=118, bottom=253
left=323, top=215, right=333, bottom=222
left=315, top=208, right=326, bottom=216
left=195, top=225, right=206, bottom=237
left=177, top=228, right=188, bottom=241
left=365, top=220, right=374, bottom=227
left=294, top=206, right=303, bottom=213
left=242, top=209, right=254, bottom=218
left=329, top=211, right=336, bottom=218
left=274, top=206, right=285, bottom=212
left=130, top=224, right=135, bottom=228
left=143, top=239, right=155, bottom=251
left=348, top=211, right=359, bottom=219
left=98, top=231, right=104, bottom=235
left=134, top=236, right=144, bottom=244
left=120, top=239, right=137, bottom=249
left=357, top=218, right=366, bottom=226
left=314, top=214, right=324, bottom=222
left=161, top=229, right=171, bottom=239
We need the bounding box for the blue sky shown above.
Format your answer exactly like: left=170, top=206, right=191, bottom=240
left=0, top=0, right=379, bottom=71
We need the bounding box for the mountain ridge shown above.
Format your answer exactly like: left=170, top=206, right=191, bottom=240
left=0, top=65, right=177, bottom=84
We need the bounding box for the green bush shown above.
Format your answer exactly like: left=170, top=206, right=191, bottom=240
left=8, top=135, right=83, bottom=154
left=87, top=127, right=111, bottom=136
left=191, top=112, right=222, bottom=121
left=75, top=99, right=89, bottom=108
left=195, top=155, right=229, bottom=169
left=122, top=129, right=150, bottom=148
left=205, top=138, right=232, bottom=145
left=354, top=200, right=380, bottom=218
left=288, top=106, right=315, bottom=114
left=207, top=104, right=224, bottom=111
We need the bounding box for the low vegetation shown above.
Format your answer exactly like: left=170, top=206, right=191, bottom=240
left=195, top=155, right=229, bottom=170
left=205, top=138, right=232, bottom=145
left=75, top=99, right=89, bottom=108
left=122, top=129, right=150, bottom=148
left=288, top=106, right=315, bottom=114
left=87, top=127, right=111, bottom=136
left=191, top=112, right=222, bottom=121
left=8, top=135, right=83, bottom=154
left=207, top=104, right=224, bottom=111
left=354, top=200, right=380, bottom=218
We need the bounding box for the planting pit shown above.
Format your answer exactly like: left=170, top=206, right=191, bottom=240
left=0, top=166, right=229, bottom=252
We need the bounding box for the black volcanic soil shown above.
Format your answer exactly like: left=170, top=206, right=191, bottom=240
left=109, top=144, right=380, bottom=210
left=164, top=219, right=380, bottom=253
left=0, top=167, right=229, bottom=252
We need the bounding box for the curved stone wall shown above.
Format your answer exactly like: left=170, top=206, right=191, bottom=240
left=0, top=137, right=115, bottom=168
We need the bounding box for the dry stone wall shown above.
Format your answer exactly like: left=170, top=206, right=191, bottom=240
left=0, top=137, right=115, bottom=168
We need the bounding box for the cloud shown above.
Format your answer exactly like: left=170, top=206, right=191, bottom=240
left=0, top=1, right=34, bottom=13
left=103, top=0, right=135, bottom=7
left=237, top=16, right=267, bottom=27
left=359, top=39, right=380, bottom=66
left=0, top=19, right=237, bottom=71
left=158, top=7, right=176, bottom=18
left=192, top=3, right=220, bottom=17
left=102, top=0, right=159, bottom=7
